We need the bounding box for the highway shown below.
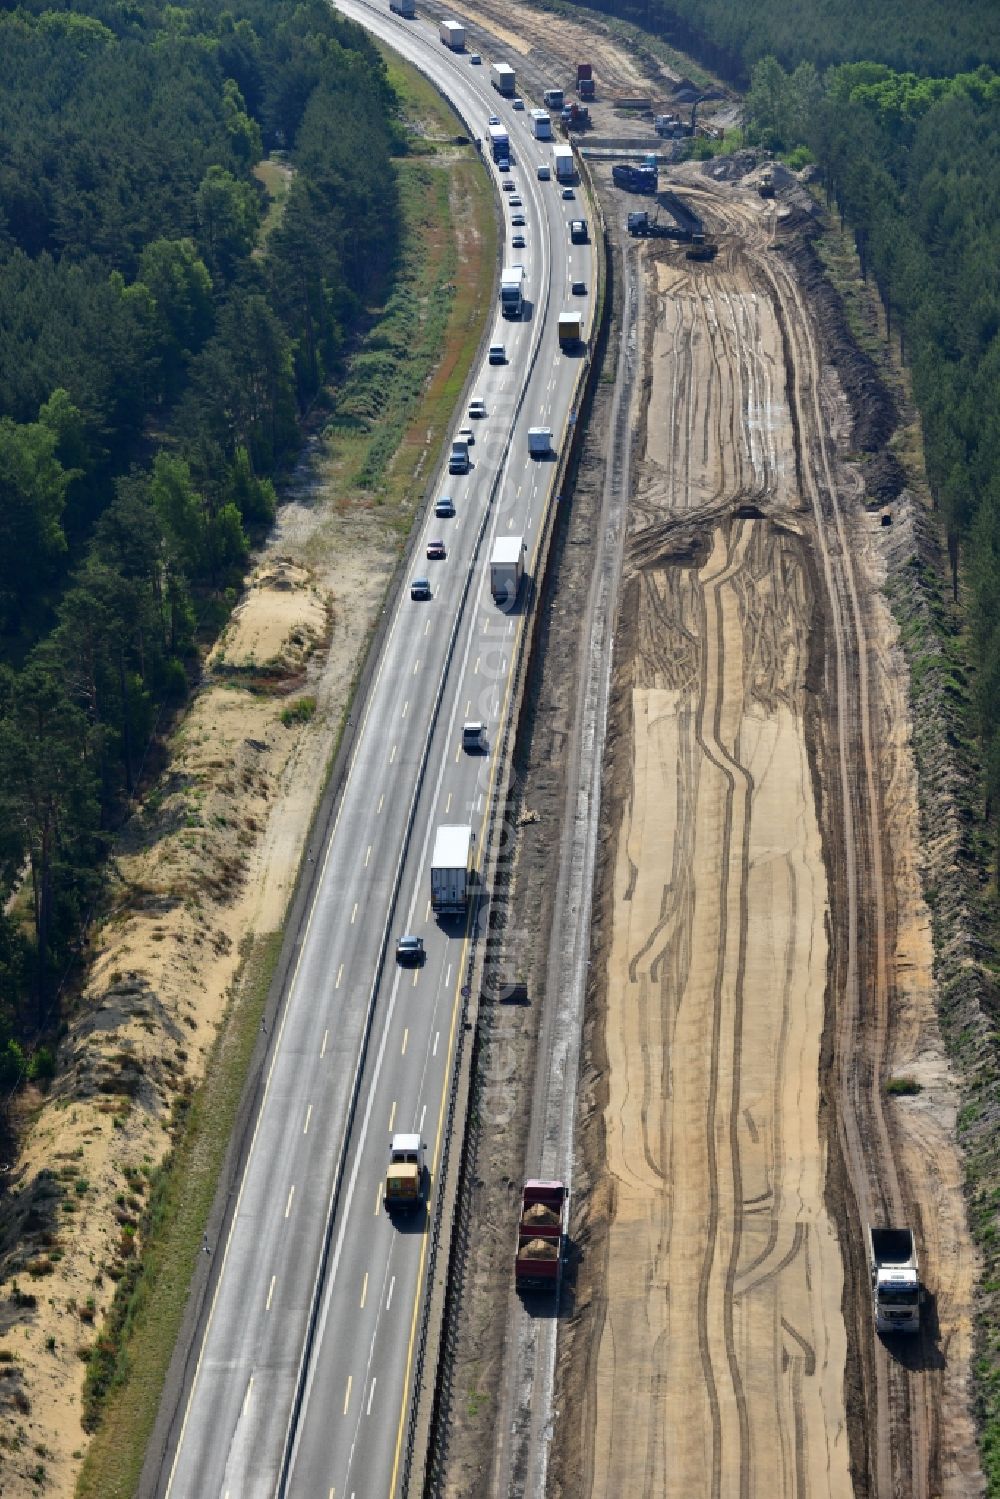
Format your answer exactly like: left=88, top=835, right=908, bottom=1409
left=157, top=10, right=593, bottom=1497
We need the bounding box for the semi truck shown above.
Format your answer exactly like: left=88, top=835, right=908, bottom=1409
left=500, top=265, right=525, bottom=318
left=438, top=18, right=465, bottom=48
left=488, top=122, right=510, bottom=162
left=490, top=535, right=526, bottom=607
left=553, top=144, right=574, bottom=182
left=530, top=109, right=552, bottom=140
left=491, top=61, right=516, bottom=97
left=430, top=825, right=474, bottom=913
left=558, top=311, right=584, bottom=348
left=515, top=1180, right=567, bottom=1291
left=576, top=62, right=595, bottom=99
left=389, top=0, right=415, bottom=15
left=385, top=1134, right=425, bottom=1214
left=869, top=1226, right=922, bottom=1334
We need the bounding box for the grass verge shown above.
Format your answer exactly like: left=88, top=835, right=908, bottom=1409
left=72, top=47, right=497, bottom=1499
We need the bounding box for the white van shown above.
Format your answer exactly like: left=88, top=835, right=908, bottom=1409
left=449, top=438, right=470, bottom=473
left=537, top=164, right=550, bottom=180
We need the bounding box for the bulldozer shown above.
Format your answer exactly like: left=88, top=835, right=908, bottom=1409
left=758, top=168, right=775, bottom=199
left=685, top=231, right=718, bottom=262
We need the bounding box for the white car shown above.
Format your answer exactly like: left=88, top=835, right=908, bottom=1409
left=488, top=343, right=506, bottom=364
left=509, top=196, right=522, bottom=207
left=537, top=164, right=550, bottom=180
left=512, top=97, right=524, bottom=110
left=470, top=52, right=481, bottom=64
left=512, top=233, right=526, bottom=248
left=468, top=398, right=487, bottom=418
left=458, top=425, right=475, bottom=445
left=561, top=187, right=575, bottom=199
left=511, top=213, right=526, bottom=226
left=488, top=114, right=500, bottom=125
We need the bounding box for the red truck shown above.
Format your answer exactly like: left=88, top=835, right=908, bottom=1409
left=577, top=62, right=595, bottom=100
left=515, top=1180, right=567, bottom=1291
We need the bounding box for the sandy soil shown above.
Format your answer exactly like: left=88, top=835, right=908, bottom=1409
left=554, top=166, right=982, bottom=1499
left=0, top=448, right=398, bottom=1494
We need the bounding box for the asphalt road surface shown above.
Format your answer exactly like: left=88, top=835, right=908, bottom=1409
left=157, top=10, right=593, bottom=1497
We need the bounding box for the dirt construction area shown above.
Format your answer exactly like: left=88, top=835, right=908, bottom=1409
left=551, top=168, right=983, bottom=1498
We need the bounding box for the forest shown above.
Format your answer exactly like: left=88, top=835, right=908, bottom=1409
left=0, top=0, right=402, bottom=1072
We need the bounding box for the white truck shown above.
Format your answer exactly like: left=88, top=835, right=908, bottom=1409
left=530, top=108, right=552, bottom=140
left=558, top=311, right=584, bottom=349
left=490, top=535, right=526, bottom=607
left=553, top=143, right=574, bottom=182
left=868, top=1226, right=922, bottom=1334
left=528, top=426, right=552, bottom=457
left=431, top=825, right=474, bottom=913
left=438, top=18, right=465, bottom=48
left=500, top=265, right=525, bottom=319
left=488, top=122, right=510, bottom=162
left=491, top=61, right=516, bottom=97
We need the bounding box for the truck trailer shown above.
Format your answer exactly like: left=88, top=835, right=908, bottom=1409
left=490, top=535, right=526, bottom=607
left=488, top=122, right=510, bottom=162
left=530, top=109, right=552, bottom=140
left=438, top=18, right=465, bottom=48
left=553, top=144, right=574, bottom=182
left=515, top=1180, right=567, bottom=1291
left=430, top=825, right=474, bottom=913
left=869, top=1226, right=922, bottom=1333
left=384, top=1134, right=425, bottom=1214
left=558, top=312, right=584, bottom=348
left=491, top=61, right=516, bottom=97
left=500, top=265, right=525, bottom=318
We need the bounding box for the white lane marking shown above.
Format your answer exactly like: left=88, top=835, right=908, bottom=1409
left=303, top=1104, right=313, bottom=1135
left=284, top=1185, right=295, bottom=1220
left=321, top=1029, right=329, bottom=1058
left=465, top=699, right=471, bottom=715
left=424, top=618, right=430, bottom=635
left=336, top=964, right=344, bottom=989
left=413, top=660, right=420, bottom=675
left=366, top=1379, right=377, bottom=1417
left=433, top=1031, right=440, bottom=1057
left=389, top=1099, right=396, bottom=1132
left=401, top=1028, right=409, bottom=1056
left=402, top=701, right=409, bottom=719
left=389, top=744, right=397, bottom=764
left=343, top=1376, right=352, bottom=1415
left=365, top=845, right=372, bottom=867
left=374, top=1182, right=383, bottom=1216
left=266, top=1277, right=276, bottom=1312
left=351, top=903, right=358, bottom=924
left=412, top=969, right=419, bottom=987
left=474, top=657, right=480, bottom=673
left=419, top=1104, right=426, bottom=1133
left=377, top=794, right=384, bottom=815
left=446, top=965, right=453, bottom=986
left=445, top=792, right=452, bottom=813
left=360, top=1272, right=368, bottom=1310
left=387, top=1277, right=395, bottom=1310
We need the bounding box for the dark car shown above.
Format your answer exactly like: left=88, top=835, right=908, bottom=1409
left=426, top=538, right=446, bottom=559
left=410, top=577, right=432, bottom=600
left=396, top=934, right=425, bottom=964
left=435, top=495, right=456, bottom=517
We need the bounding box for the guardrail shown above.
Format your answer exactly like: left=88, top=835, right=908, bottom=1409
left=275, top=37, right=559, bottom=1493
left=406, top=147, right=611, bottom=1495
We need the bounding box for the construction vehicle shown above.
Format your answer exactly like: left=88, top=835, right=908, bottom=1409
left=869, top=1226, right=922, bottom=1333
left=515, top=1181, right=568, bottom=1291
left=627, top=209, right=684, bottom=239
left=612, top=162, right=658, bottom=193
left=576, top=62, right=595, bottom=100
left=385, top=1134, right=425, bottom=1214
left=758, top=168, right=775, bottom=198
left=560, top=102, right=591, bottom=130
left=685, top=231, right=717, bottom=261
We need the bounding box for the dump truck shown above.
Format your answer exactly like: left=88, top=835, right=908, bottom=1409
left=515, top=1180, right=567, bottom=1291
left=685, top=232, right=718, bottom=261
left=612, top=162, right=658, bottom=193
left=553, top=144, right=574, bottom=182
left=558, top=311, right=584, bottom=348
left=530, top=109, right=552, bottom=140
left=543, top=88, right=564, bottom=111
left=438, top=18, right=464, bottom=48
left=869, top=1226, right=922, bottom=1334
left=385, top=1134, right=425, bottom=1214
left=490, top=535, right=526, bottom=607
left=576, top=62, right=594, bottom=99
left=500, top=265, right=525, bottom=319
left=430, top=825, right=474, bottom=913
left=491, top=61, right=516, bottom=97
